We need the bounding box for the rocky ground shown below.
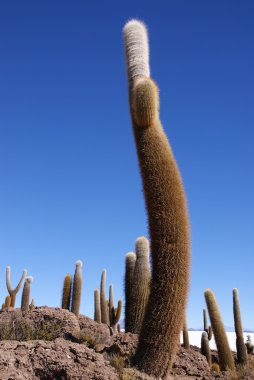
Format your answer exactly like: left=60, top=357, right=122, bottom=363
left=0, top=307, right=253, bottom=379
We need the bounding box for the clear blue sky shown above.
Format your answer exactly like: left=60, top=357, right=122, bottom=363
left=0, top=1, right=253, bottom=329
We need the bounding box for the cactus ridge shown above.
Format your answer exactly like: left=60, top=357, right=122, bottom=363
left=205, top=289, right=235, bottom=371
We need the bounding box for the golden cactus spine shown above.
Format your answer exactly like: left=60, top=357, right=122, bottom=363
left=94, top=288, right=101, bottom=323
left=100, top=270, right=109, bottom=325
left=71, top=260, right=83, bottom=317
left=62, top=274, right=72, bottom=310
left=21, top=276, right=33, bottom=312
left=124, top=19, right=190, bottom=378
left=129, top=237, right=151, bottom=334
left=6, top=266, right=27, bottom=308
left=124, top=251, right=136, bottom=332
left=201, top=331, right=211, bottom=366
left=205, top=289, right=235, bottom=371
left=233, top=288, right=248, bottom=365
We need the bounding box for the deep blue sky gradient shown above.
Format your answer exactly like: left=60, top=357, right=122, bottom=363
left=0, top=1, right=253, bottom=329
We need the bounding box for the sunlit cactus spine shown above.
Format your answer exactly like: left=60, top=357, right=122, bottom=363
left=100, top=270, right=109, bottom=325
left=71, top=260, right=83, bottom=317
left=129, top=237, right=151, bottom=334
left=205, top=289, right=235, bottom=371
left=108, top=284, right=122, bottom=332
left=94, top=288, right=101, bottom=323
left=233, top=288, right=248, bottom=365
left=182, top=314, right=190, bottom=350
left=21, top=276, right=33, bottom=313
left=124, top=251, right=136, bottom=332
left=124, top=19, right=190, bottom=378
left=6, top=266, right=27, bottom=308
left=201, top=331, right=211, bottom=366
left=62, top=274, right=72, bottom=310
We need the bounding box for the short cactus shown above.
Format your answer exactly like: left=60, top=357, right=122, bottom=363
left=129, top=237, right=151, bottom=334
left=29, top=298, right=35, bottom=310
left=6, top=266, right=27, bottom=307
left=233, top=288, right=248, bottom=365
left=203, top=308, right=213, bottom=340
left=62, top=274, right=72, bottom=310
left=201, top=331, right=211, bottom=366
left=211, top=363, right=220, bottom=373
left=21, top=276, right=33, bottom=313
left=71, top=260, right=83, bottom=317
left=124, top=19, right=190, bottom=377
left=108, top=284, right=122, bottom=332
left=124, top=252, right=136, bottom=332
left=205, top=289, right=235, bottom=371
left=100, top=270, right=109, bottom=325
left=94, top=288, right=101, bottom=323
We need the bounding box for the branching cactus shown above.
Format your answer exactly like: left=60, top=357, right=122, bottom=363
left=205, top=289, right=235, bottom=371
left=233, top=288, right=248, bottom=365
left=100, top=270, right=109, bottom=325
left=182, top=314, right=190, bottom=350
left=124, top=252, right=136, bottom=332
left=6, top=266, right=27, bottom=308
left=94, top=288, right=101, bottom=323
left=129, top=237, right=151, bottom=334
left=201, top=331, right=211, bottom=366
left=62, top=274, right=72, bottom=310
left=108, top=284, right=122, bottom=332
left=123, top=20, right=190, bottom=377
left=21, top=276, right=33, bottom=313
left=71, top=260, right=83, bottom=317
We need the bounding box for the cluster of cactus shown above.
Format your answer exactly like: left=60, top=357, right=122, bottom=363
left=93, top=269, right=122, bottom=333
left=123, top=19, right=190, bottom=378
left=1, top=266, right=33, bottom=313
left=124, top=236, right=151, bottom=334
left=61, top=260, right=83, bottom=317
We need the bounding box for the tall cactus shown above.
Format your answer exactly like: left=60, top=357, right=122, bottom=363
left=205, top=289, right=235, bottom=371
left=129, top=237, right=151, bottom=334
left=71, top=260, right=83, bottom=317
left=62, top=274, right=72, bottom=310
left=100, top=269, right=109, bottom=325
left=94, top=288, right=101, bottom=323
left=108, top=284, right=122, bottom=332
left=123, top=20, right=190, bottom=377
left=6, top=266, right=27, bottom=308
left=182, top=314, right=190, bottom=350
left=233, top=288, right=248, bottom=365
left=201, top=331, right=211, bottom=366
left=124, top=252, right=136, bottom=332
left=21, top=276, right=33, bottom=312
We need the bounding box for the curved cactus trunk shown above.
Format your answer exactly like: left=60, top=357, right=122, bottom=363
left=123, top=20, right=190, bottom=378
left=205, top=289, right=235, bottom=371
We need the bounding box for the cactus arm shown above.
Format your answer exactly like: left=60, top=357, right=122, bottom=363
left=6, top=266, right=12, bottom=294
left=124, top=19, right=190, bottom=378
left=6, top=266, right=27, bottom=307
left=13, top=269, right=27, bottom=294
